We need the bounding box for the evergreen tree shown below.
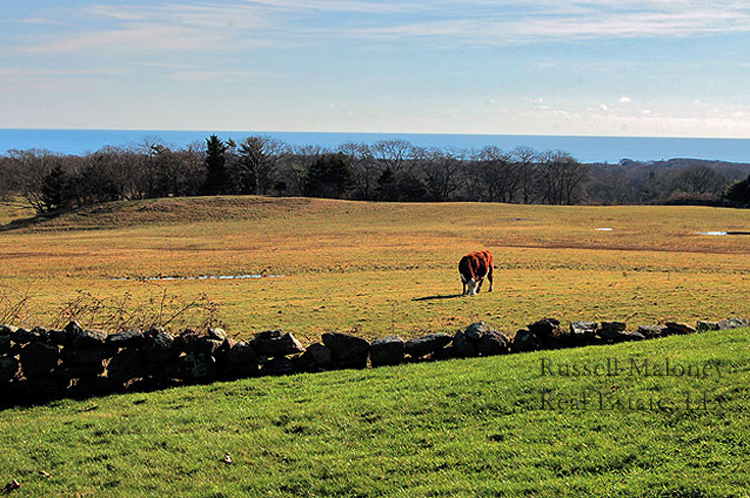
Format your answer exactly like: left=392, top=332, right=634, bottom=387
left=376, top=167, right=397, bottom=201
left=40, top=165, right=72, bottom=212
left=304, top=153, right=356, bottom=198
left=201, top=135, right=229, bottom=195
left=724, top=174, right=750, bottom=204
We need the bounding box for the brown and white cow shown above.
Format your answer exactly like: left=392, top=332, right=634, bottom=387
left=458, top=250, right=494, bottom=296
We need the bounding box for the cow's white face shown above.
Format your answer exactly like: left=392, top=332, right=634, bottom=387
left=466, top=279, right=478, bottom=296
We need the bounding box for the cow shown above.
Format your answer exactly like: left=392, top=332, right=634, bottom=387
left=458, top=250, right=494, bottom=296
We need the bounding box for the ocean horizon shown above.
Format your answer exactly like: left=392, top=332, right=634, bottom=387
left=1, top=128, right=749, bottom=164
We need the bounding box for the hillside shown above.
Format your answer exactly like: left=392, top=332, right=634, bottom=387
left=1, top=328, right=749, bottom=497
left=1, top=196, right=317, bottom=231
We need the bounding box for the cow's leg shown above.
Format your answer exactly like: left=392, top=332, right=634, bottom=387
left=462, top=281, right=466, bottom=295
left=488, top=266, right=494, bottom=292
left=477, top=278, right=483, bottom=293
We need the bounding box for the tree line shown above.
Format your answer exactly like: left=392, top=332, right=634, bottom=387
left=0, top=135, right=748, bottom=214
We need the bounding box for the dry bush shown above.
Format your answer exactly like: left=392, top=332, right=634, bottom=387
left=0, top=286, right=224, bottom=334
left=51, top=288, right=224, bottom=333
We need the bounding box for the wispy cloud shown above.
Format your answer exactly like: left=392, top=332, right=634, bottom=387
left=11, top=0, right=750, bottom=56
left=331, top=5, right=750, bottom=45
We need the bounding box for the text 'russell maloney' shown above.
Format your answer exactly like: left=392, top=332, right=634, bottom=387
left=540, top=357, right=724, bottom=379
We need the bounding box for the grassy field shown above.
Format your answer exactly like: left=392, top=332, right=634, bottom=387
left=0, top=196, right=749, bottom=343
left=1, top=327, right=749, bottom=497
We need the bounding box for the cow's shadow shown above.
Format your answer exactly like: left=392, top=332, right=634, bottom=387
left=412, top=293, right=463, bottom=302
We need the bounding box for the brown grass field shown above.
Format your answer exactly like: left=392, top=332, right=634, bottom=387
left=0, top=196, right=748, bottom=344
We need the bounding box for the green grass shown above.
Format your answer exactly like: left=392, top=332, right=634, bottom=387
left=2, top=328, right=750, bottom=497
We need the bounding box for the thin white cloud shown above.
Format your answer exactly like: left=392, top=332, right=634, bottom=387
left=171, top=69, right=270, bottom=82
left=0, top=67, right=124, bottom=77
left=13, top=0, right=750, bottom=56
left=239, top=0, right=416, bottom=13
left=619, top=97, right=632, bottom=103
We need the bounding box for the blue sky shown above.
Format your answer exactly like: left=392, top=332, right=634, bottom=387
left=1, top=0, right=749, bottom=137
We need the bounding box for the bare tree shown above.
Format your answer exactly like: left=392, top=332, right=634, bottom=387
left=338, top=142, right=379, bottom=199
left=510, top=146, right=539, bottom=204
left=7, top=148, right=65, bottom=212
left=371, top=139, right=413, bottom=176
left=418, top=147, right=466, bottom=201
left=537, top=150, right=589, bottom=205
left=472, top=146, right=521, bottom=203
left=671, top=165, right=725, bottom=195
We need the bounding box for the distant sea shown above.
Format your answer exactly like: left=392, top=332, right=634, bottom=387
left=1, top=129, right=749, bottom=164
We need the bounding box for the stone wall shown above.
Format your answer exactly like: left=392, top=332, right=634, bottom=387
left=1, top=317, right=748, bottom=407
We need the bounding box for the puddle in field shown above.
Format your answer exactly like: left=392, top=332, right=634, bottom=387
left=696, top=231, right=750, bottom=236
left=595, top=228, right=614, bottom=231
left=113, top=274, right=286, bottom=282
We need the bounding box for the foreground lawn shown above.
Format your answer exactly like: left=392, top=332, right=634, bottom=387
left=0, top=197, right=749, bottom=342
left=1, top=328, right=749, bottom=497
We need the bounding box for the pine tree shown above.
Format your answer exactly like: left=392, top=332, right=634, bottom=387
left=201, top=135, right=229, bottom=195
left=40, top=165, right=71, bottom=212
left=724, top=174, right=750, bottom=204
left=304, top=153, right=356, bottom=198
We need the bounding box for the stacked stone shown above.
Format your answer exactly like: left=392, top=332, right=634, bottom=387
left=1, top=314, right=748, bottom=407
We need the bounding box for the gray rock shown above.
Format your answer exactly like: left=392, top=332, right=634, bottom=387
left=144, top=328, right=181, bottom=364
left=476, top=330, right=510, bottom=356
left=464, top=322, right=491, bottom=341
left=297, top=343, right=333, bottom=371
left=431, top=346, right=458, bottom=362
left=665, top=322, right=696, bottom=335
left=0, top=325, right=17, bottom=336
left=598, top=329, right=645, bottom=342
left=207, top=328, right=228, bottom=341
left=60, top=344, right=116, bottom=365
left=11, top=327, right=37, bottom=345
left=0, top=356, right=20, bottom=383
left=452, top=330, right=477, bottom=357
left=54, top=361, right=106, bottom=379
left=260, top=357, right=296, bottom=376
left=718, top=317, right=750, bottom=330
left=226, top=342, right=257, bottom=365
left=511, top=329, right=541, bottom=353
left=570, top=321, right=598, bottom=336
left=65, top=320, right=83, bottom=334
left=107, top=348, right=148, bottom=383
left=197, top=337, right=226, bottom=356
left=405, top=333, right=452, bottom=358
left=106, top=329, right=145, bottom=348
left=696, top=321, right=720, bottom=332
left=20, top=341, right=59, bottom=378
left=370, top=336, right=404, bottom=367
left=565, top=321, right=598, bottom=346
left=600, top=321, right=627, bottom=332
left=71, top=329, right=108, bottom=347
left=176, top=329, right=201, bottom=353
left=322, top=332, right=369, bottom=366
left=250, top=330, right=304, bottom=357
left=528, top=318, right=562, bottom=339
left=637, top=325, right=669, bottom=339
left=453, top=323, right=510, bottom=357
left=46, top=329, right=71, bottom=346
left=171, top=353, right=217, bottom=381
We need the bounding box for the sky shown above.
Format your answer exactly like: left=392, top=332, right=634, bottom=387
left=1, top=0, right=749, bottom=138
